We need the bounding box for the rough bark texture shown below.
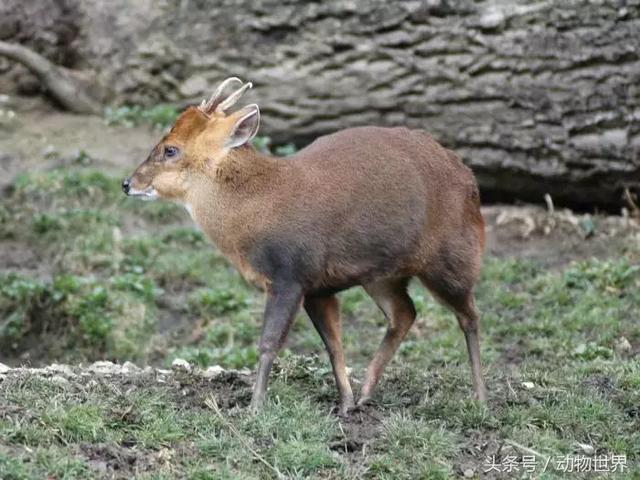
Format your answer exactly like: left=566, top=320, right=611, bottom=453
left=1, top=0, right=639, bottom=209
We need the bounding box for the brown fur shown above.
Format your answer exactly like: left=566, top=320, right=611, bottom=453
left=126, top=102, right=487, bottom=412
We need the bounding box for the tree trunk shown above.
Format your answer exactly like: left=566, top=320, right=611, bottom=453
left=1, top=0, right=638, bottom=210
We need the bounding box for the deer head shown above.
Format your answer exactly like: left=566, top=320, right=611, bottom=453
left=122, top=77, right=260, bottom=201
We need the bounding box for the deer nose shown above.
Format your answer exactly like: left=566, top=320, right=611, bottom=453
left=122, top=177, right=131, bottom=194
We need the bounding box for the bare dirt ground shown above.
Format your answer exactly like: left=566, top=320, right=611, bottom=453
left=0, top=360, right=530, bottom=479
left=0, top=110, right=157, bottom=186
left=0, top=358, right=409, bottom=478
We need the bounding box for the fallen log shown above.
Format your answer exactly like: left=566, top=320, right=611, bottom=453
left=1, top=1, right=638, bottom=209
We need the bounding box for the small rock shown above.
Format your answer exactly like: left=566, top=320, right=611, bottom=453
left=202, top=365, right=225, bottom=379
left=47, top=364, right=75, bottom=377
left=614, top=336, right=632, bottom=354
left=463, top=468, right=475, bottom=478
left=89, top=361, right=121, bottom=375
left=0, top=109, right=17, bottom=130
left=25, top=367, right=47, bottom=375
left=522, top=381, right=535, bottom=390
left=70, top=149, right=92, bottom=165
left=0, top=363, right=10, bottom=374
left=42, top=145, right=59, bottom=159
left=122, top=361, right=141, bottom=374
left=577, top=443, right=595, bottom=455
left=171, top=358, right=191, bottom=372
left=89, top=459, right=108, bottom=474
left=49, top=375, right=70, bottom=387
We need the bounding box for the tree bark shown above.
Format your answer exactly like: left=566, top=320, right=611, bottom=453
left=214, top=0, right=640, bottom=211
left=1, top=0, right=638, bottom=209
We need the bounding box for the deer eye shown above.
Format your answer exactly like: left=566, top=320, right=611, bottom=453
left=164, top=146, right=179, bottom=159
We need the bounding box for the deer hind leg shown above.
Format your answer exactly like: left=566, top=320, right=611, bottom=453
left=359, top=278, right=416, bottom=405
left=419, top=270, right=487, bottom=402
left=304, top=294, right=355, bottom=415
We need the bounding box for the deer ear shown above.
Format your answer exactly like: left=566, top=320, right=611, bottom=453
left=226, top=104, right=260, bottom=148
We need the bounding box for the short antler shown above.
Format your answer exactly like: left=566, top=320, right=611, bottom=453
left=216, top=81, right=253, bottom=113
left=198, top=77, right=253, bottom=116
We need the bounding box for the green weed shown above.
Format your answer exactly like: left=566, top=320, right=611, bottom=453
left=105, top=104, right=179, bottom=130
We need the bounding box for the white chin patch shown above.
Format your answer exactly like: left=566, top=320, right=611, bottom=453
left=128, top=186, right=158, bottom=200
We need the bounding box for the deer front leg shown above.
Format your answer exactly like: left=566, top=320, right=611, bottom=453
left=250, top=283, right=303, bottom=411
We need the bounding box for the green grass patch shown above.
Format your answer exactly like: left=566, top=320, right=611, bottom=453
left=1, top=164, right=639, bottom=478
left=0, top=272, right=158, bottom=361
left=105, top=104, right=180, bottom=130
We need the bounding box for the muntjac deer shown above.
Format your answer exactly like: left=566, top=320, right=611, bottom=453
left=124, top=77, right=487, bottom=414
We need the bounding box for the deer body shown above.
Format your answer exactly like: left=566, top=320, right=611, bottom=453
left=187, top=126, right=482, bottom=293
left=124, top=78, right=487, bottom=414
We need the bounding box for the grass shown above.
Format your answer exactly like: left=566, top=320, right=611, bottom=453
left=104, top=104, right=180, bottom=130
left=0, top=163, right=639, bottom=478
left=0, top=356, right=638, bottom=478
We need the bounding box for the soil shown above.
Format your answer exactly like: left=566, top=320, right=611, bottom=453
left=0, top=362, right=398, bottom=478
left=0, top=363, right=255, bottom=478
left=0, top=110, right=158, bottom=184
left=0, top=361, right=603, bottom=480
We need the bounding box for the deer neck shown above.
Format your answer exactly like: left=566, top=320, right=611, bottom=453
left=183, top=146, right=285, bottom=250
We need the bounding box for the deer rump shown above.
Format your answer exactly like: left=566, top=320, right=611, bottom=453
left=247, top=125, right=481, bottom=295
